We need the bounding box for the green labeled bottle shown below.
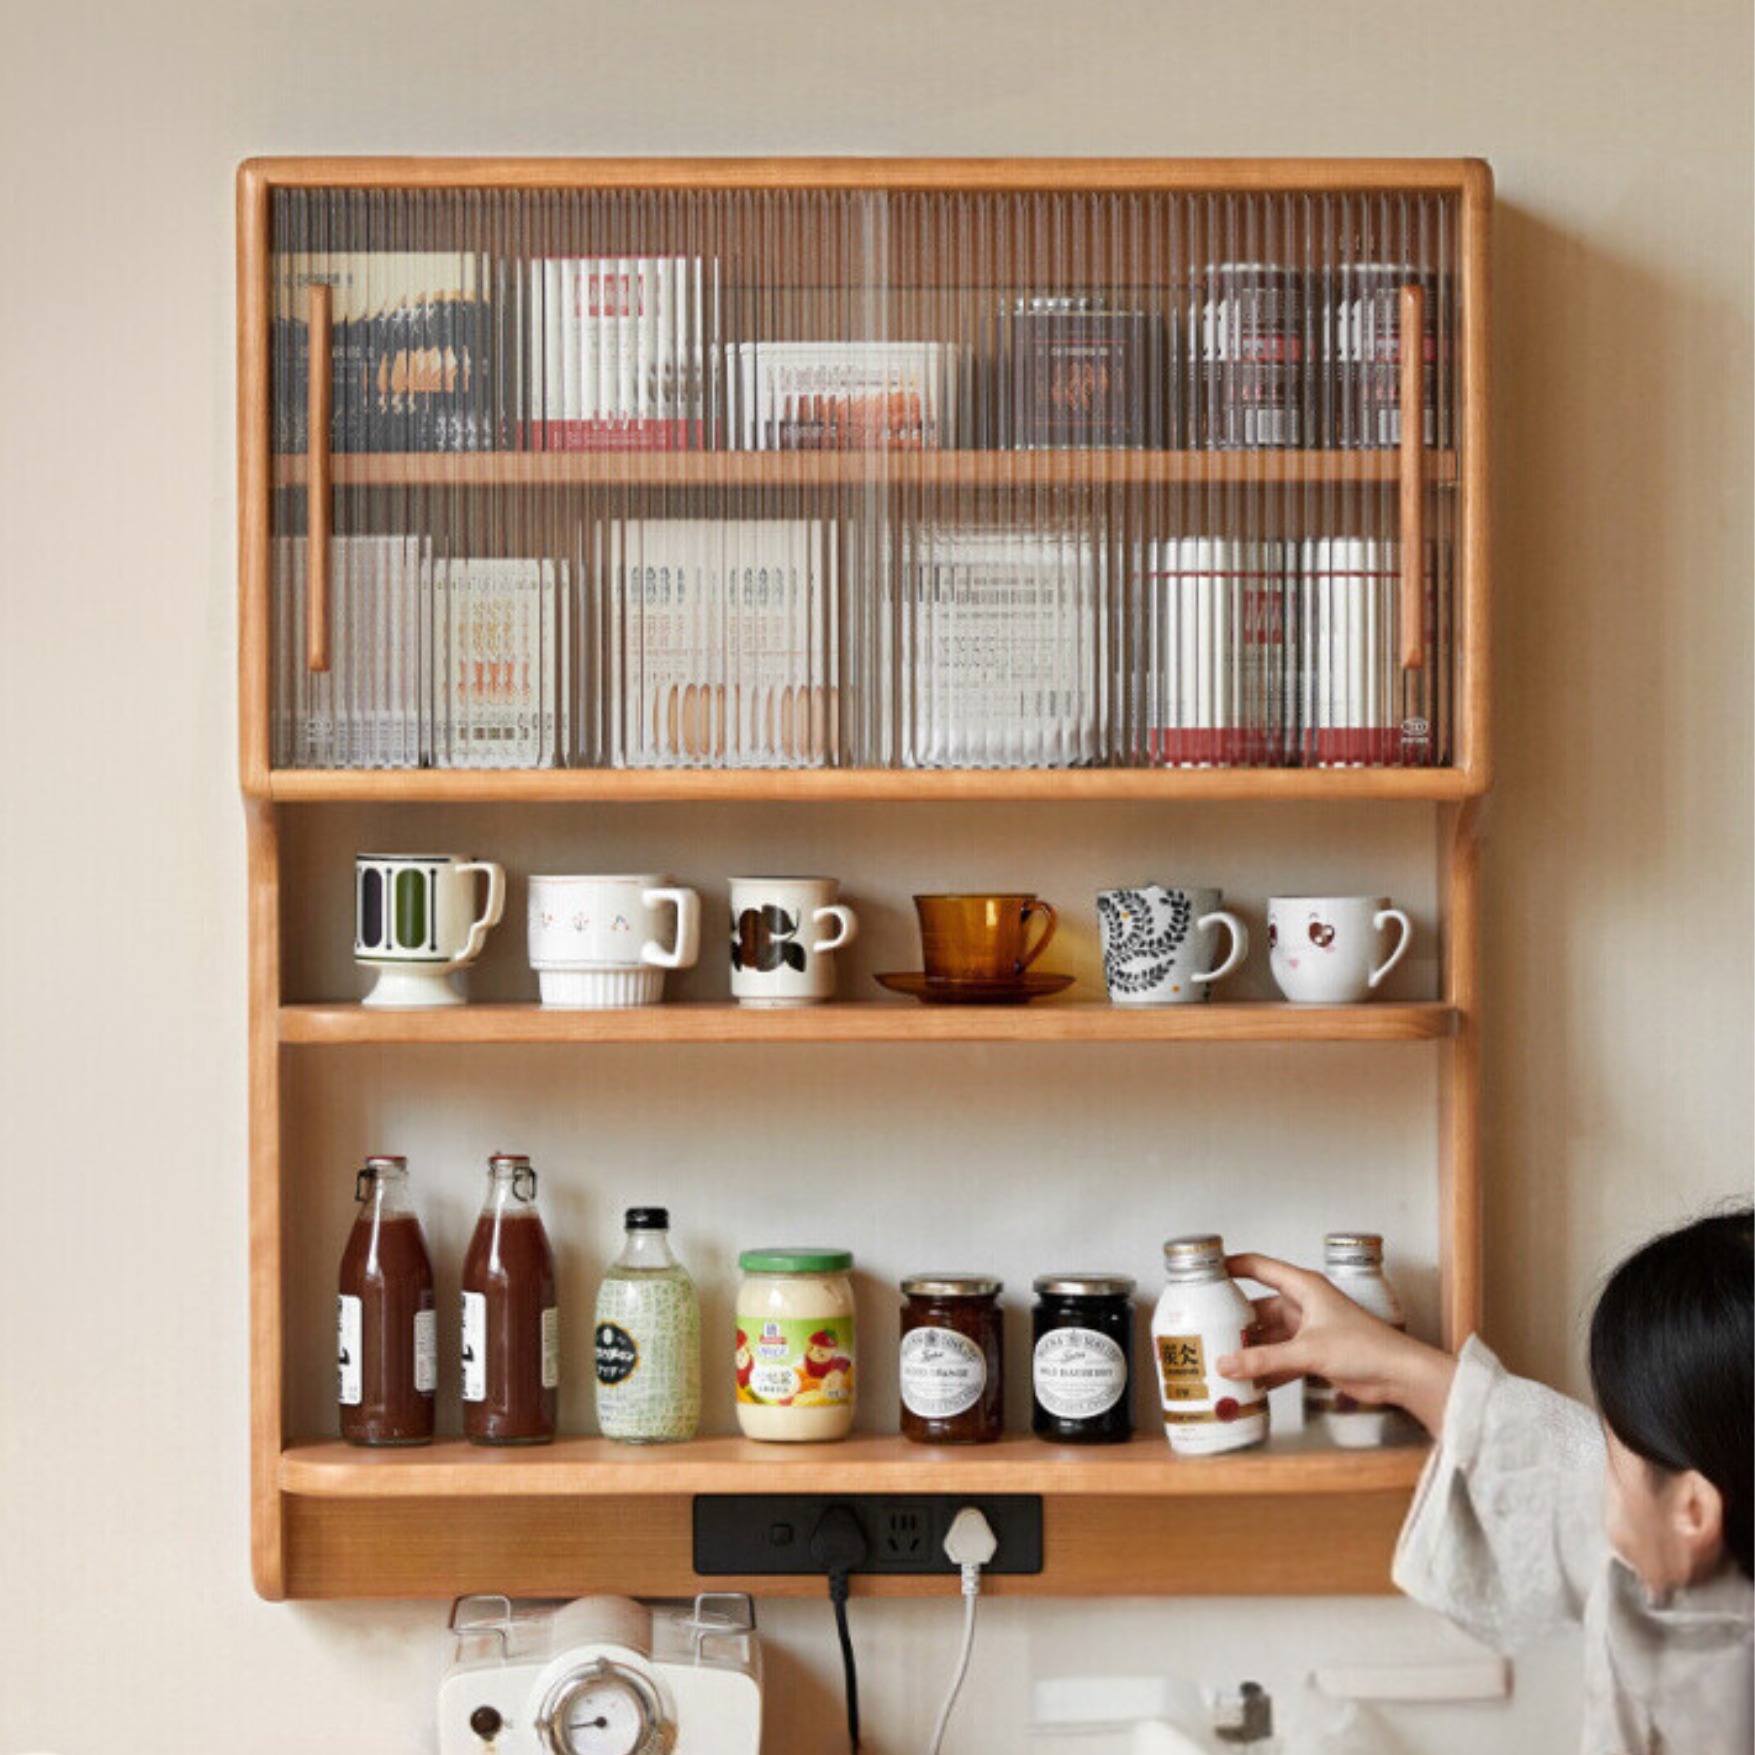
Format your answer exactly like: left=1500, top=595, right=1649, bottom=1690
left=593, top=1207, right=701, bottom=1444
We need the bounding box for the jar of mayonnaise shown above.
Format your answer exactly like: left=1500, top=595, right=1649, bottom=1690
left=735, top=1248, right=856, bottom=1442
left=1151, top=1234, right=1268, bottom=1456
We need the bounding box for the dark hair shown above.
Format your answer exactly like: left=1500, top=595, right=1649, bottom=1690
left=1589, top=1207, right=1754, bottom=1578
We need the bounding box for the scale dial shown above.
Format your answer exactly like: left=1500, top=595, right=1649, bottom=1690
left=539, top=1660, right=675, bottom=1755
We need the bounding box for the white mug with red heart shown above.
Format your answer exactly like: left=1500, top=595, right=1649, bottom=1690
left=1267, top=896, right=1413, bottom=1003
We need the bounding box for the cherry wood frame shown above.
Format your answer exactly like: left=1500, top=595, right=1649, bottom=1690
left=239, top=156, right=1491, bottom=1601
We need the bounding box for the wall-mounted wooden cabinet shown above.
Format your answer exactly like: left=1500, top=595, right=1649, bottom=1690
left=240, top=156, right=1489, bottom=1601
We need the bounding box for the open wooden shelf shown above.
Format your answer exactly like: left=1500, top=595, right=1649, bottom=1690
left=280, top=1430, right=1430, bottom=1499
left=266, top=765, right=1483, bottom=803
left=271, top=448, right=1458, bottom=491
left=281, top=1000, right=1455, bottom=1046
left=242, top=154, right=1490, bottom=1602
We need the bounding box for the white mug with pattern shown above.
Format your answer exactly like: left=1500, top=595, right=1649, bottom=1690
left=355, top=852, right=506, bottom=1009
left=1098, top=885, right=1249, bottom=1005
left=1268, top=895, right=1413, bottom=1004
left=528, top=874, right=701, bottom=1008
left=729, top=877, right=859, bottom=1006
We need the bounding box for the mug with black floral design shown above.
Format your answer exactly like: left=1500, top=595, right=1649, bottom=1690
left=1267, top=895, right=1412, bottom=1003
left=729, top=878, right=859, bottom=1006
left=1098, top=885, right=1248, bottom=1005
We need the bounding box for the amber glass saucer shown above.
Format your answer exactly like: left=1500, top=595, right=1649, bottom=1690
left=875, top=971, right=1076, bottom=1006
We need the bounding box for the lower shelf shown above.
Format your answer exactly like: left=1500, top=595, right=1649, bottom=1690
left=279, top=1001, right=1456, bottom=1045
left=270, top=1433, right=1428, bottom=1599
left=281, top=1429, right=1427, bottom=1497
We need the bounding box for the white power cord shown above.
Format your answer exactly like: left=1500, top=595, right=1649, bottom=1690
left=925, top=1507, right=998, bottom=1755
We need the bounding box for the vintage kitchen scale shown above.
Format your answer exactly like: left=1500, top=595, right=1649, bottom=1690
left=439, top=1593, right=762, bottom=1755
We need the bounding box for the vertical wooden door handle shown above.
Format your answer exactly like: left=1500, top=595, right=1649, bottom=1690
left=306, top=282, right=333, bottom=673
left=1399, top=282, right=1426, bottom=671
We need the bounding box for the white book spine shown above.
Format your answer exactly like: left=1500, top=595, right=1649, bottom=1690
left=560, top=261, right=581, bottom=451
left=616, top=258, right=636, bottom=431
left=579, top=261, right=600, bottom=426
left=541, top=261, right=564, bottom=450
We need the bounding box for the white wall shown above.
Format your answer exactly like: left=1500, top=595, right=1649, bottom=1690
left=0, top=3, right=1748, bottom=1752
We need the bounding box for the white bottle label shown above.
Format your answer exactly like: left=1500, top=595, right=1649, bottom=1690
left=1033, top=1326, right=1127, bottom=1420
left=413, top=1308, right=437, bottom=1395
left=460, top=1291, right=487, bottom=1403
left=899, top=1326, right=986, bottom=1419
left=541, top=1306, right=560, bottom=1389
left=336, top=1294, right=362, bottom=1406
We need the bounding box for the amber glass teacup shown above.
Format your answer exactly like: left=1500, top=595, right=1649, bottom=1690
left=914, top=893, right=1058, bottom=983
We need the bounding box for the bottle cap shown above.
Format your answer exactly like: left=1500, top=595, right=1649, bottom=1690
left=739, top=1247, right=854, bottom=1275
left=625, top=1206, right=670, bottom=1230
left=1033, top=1273, right=1135, bottom=1298
left=1162, top=1234, right=1227, bottom=1281
left=900, top=1274, right=1002, bottom=1298
left=489, top=1152, right=531, bottom=1168
left=362, top=1155, right=407, bottom=1171
left=1325, top=1230, right=1385, bottom=1267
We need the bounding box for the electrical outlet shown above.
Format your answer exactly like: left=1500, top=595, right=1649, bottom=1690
left=693, top=1494, right=1043, bottom=1577
left=876, top=1501, right=933, bottom=1568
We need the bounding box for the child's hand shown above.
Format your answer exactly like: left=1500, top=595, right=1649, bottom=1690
left=1216, top=1252, right=1459, bottom=1436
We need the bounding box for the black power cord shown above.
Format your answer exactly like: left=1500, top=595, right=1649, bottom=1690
left=809, top=1504, right=868, bottom=1751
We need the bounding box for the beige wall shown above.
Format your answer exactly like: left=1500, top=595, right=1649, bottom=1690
left=1, top=2, right=1748, bottom=1751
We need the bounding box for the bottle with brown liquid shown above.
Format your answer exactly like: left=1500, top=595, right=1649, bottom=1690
left=337, top=1155, right=436, bottom=1446
left=461, top=1152, right=558, bottom=1445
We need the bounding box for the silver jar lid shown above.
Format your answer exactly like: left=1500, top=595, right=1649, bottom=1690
left=1033, top=1273, right=1136, bottom=1299
left=901, top=1274, right=1002, bottom=1299
left=363, top=1154, right=407, bottom=1170
left=1162, top=1234, right=1227, bottom=1281
left=1324, top=1230, right=1384, bottom=1267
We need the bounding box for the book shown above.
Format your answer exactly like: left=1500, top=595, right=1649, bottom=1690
left=734, top=340, right=962, bottom=451
left=274, top=253, right=492, bottom=453
left=522, top=256, right=716, bottom=451
left=600, top=519, right=839, bottom=768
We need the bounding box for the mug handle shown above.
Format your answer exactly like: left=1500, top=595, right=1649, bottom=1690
left=1192, top=911, right=1249, bottom=986
left=1369, top=907, right=1414, bottom=990
left=1016, top=899, right=1058, bottom=974
left=641, top=887, right=701, bottom=971
left=811, top=904, right=858, bottom=954
left=455, top=862, right=506, bottom=964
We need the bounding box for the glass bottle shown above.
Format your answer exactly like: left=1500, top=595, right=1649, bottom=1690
left=461, top=1152, right=558, bottom=1446
left=593, top=1207, right=701, bottom=1444
left=337, top=1155, right=436, bottom=1446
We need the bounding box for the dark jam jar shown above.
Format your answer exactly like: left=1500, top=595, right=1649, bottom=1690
left=1031, top=1274, right=1135, bottom=1444
left=899, top=1275, right=1003, bottom=1445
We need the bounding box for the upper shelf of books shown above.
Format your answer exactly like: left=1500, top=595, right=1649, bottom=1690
left=246, top=166, right=1486, bottom=790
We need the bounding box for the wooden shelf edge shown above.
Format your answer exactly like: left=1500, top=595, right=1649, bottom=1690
left=243, top=156, right=1486, bottom=194
left=269, top=449, right=1458, bottom=489
left=263, top=767, right=1483, bottom=803
left=279, top=1432, right=1431, bottom=1500
left=279, top=999, right=1455, bottom=1046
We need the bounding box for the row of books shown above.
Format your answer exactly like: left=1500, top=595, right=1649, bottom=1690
left=882, top=527, right=1108, bottom=769
left=588, top=519, right=839, bottom=767
left=269, top=250, right=1447, bottom=455
left=272, top=538, right=568, bottom=769
left=523, top=257, right=715, bottom=451
left=272, top=526, right=1447, bottom=770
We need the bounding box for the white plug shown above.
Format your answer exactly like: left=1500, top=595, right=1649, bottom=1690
left=944, top=1507, right=999, bottom=1574
left=925, top=1508, right=999, bottom=1755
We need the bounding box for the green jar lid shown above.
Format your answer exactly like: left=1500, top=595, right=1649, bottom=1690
left=739, top=1246, right=854, bottom=1274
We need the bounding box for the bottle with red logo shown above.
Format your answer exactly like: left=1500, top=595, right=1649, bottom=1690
left=1151, top=1234, right=1268, bottom=1457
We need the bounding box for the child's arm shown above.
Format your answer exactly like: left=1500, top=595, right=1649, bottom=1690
left=1218, top=1251, right=1607, bottom=1649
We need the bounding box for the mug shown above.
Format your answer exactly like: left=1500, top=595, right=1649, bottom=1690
left=1268, top=896, right=1413, bottom=1004
left=355, top=853, right=506, bottom=1009
left=729, top=878, right=859, bottom=1006
left=528, top=874, right=702, bottom=1008
left=915, top=893, right=1058, bottom=984
left=1098, top=885, right=1249, bottom=1005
